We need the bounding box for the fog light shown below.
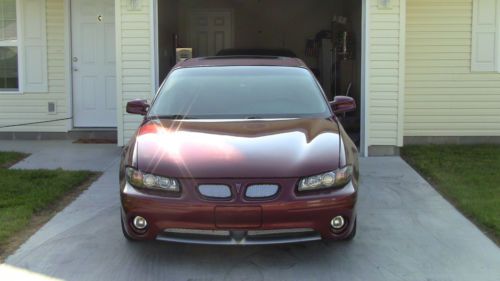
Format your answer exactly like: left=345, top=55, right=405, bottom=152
left=331, top=216, right=345, bottom=230
left=133, top=216, right=148, bottom=230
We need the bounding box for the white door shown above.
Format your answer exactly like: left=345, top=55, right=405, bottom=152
left=190, top=10, right=234, bottom=57
left=72, top=0, right=116, bottom=127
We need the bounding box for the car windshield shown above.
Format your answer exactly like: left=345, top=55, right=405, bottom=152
left=148, top=66, right=330, bottom=119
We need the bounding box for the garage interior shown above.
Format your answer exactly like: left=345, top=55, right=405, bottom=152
left=157, top=0, right=363, bottom=145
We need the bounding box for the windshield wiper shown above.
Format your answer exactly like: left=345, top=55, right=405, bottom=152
left=245, top=116, right=266, bottom=120
left=149, top=115, right=198, bottom=120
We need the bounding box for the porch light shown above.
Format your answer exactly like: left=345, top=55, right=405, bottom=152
left=378, top=0, right=392, bottom=9
left=128, top=0, right=142, bottom=11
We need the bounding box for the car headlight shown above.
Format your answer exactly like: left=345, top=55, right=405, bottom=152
left=298, top=166, right=353, bottom=192
left=126, top=167, right=180, bottom=192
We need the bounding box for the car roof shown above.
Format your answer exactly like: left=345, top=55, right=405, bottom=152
left=174, top=56, right=308, bottom=69
left=216, top=48, right=298, bottom=58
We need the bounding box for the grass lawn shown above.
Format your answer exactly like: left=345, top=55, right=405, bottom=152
left=0, top=152, right=96, bottom=259
left=0, top=152, right=29, bottom=169
left=402, top=145, right=500, bottom=243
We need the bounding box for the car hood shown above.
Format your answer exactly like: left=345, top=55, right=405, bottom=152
left=136, top=118, right=342, bottom=179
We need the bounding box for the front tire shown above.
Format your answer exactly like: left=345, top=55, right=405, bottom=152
left=344, top=219, right=357, bottom=241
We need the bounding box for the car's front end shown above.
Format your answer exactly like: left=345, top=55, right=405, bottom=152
left=121, top=179, right=357, bottom=245
left=120, top=59, right=359, bottom=245
left=120, top=118, right=359, bottom=245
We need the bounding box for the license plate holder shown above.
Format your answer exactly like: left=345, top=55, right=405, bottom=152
left=215, top=206, right=262, bottom=229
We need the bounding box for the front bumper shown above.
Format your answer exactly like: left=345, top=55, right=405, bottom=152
left=121, top=179, right=357, bottom=245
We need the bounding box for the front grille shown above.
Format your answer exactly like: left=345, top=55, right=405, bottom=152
left=158, top=228, right=320, bottom=245
left=247, top=228, right=314, bottom=236
left=245, top=184, right=279, bottom=199
left=165, top=229, right=230, bottom=236
left=198, top=184, right=232, bottom=199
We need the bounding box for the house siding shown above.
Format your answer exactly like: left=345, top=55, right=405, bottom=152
left=368, top=0, right=405, bottom=148
left=117, top=0, right=154, bottom=146
left=405, top=0, right=500, bottom=137
left=0, top=0, right=68, bottom=132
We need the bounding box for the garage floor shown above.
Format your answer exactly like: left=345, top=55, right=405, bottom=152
left=1, top=141, right=499, bottom=281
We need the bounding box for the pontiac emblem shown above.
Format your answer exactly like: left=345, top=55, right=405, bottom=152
left=235, top=183, right=242, bottom=194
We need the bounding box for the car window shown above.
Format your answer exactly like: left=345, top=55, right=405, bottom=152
left=149, top=66, right=330, bottom=119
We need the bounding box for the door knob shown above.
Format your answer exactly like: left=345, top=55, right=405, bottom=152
left=72, top=57, right=78, bottom=62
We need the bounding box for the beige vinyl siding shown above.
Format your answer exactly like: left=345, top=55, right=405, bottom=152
left=117, top=0, right=154, bottom=146
left=0, top=0, right=68, bottom=132
left=405, top=0, right=500, bottom=136
left=368, top=0, right=405, bottom=147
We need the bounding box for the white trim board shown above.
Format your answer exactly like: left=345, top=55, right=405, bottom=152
left=397, top=0, right=406, bottom=147
left=151, top=0, right=159, bottom=92
left=115, top=0, right=124, bottom=145
left=361, top=0, right=369, bottom=157
left=64, top=0, right=73, bottom=131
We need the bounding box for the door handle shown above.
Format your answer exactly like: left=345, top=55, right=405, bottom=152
left=73, top=68, right=79, bottom=72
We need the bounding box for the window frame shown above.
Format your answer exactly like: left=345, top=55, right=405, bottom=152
left=0, top=0, right=24, bottom=94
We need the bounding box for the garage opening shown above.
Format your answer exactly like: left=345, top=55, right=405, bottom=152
left=156, top=0, right=363, bottom=146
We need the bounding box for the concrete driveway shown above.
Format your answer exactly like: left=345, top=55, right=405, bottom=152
left=1, top=140, right=499, bottom=281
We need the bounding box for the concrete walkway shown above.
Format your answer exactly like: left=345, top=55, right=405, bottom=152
left=1, top=141, right=499, bottom=281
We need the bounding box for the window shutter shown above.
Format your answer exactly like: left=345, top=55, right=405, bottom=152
left=21, top=0, right=48, bottom=92
left=471, top=0, right=499, bottom=72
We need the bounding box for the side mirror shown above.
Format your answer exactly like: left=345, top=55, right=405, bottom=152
left=126, top=99, right=150, bottom=116
left=330, top=96, right=356, bottom=115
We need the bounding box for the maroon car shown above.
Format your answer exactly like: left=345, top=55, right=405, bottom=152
left=120, top=56, right=359, bottom=245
